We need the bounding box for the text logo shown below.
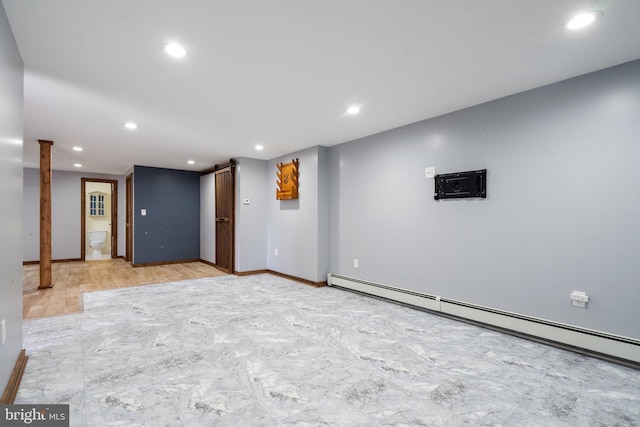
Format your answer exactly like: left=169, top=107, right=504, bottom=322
left=1, top=405, right=69, bottom=426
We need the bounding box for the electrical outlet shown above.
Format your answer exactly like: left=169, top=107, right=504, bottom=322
left=1, top=319, right=6, bottom=345
left=275, top=249, right=278, bottom=256
left=570, top=291, right=589, bottom=308
left=354, top=259, right=359, bottom=268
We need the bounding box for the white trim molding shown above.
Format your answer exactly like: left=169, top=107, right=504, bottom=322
left=327, top=274, right=640, bottom=365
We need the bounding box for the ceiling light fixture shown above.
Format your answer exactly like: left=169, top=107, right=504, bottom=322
left=255, top=145, right=264, bottom=151
left=72, top=146, right=83, bottom=152
left=567, top=11, right=602, bottom=30
left=123, top=122, right=138, bottom=130
left=163, top=42, right=187, bottom=58
left=74, top=163, right=82, bottom=168
left=187, top=160, right=195, bottom=165
left=346, top=105, right=361, bottom=115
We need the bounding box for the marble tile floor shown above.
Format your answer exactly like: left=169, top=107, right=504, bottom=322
left=16, top=274, right=640, bottom=426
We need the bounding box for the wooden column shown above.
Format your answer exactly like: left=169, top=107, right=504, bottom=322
left=38, top=139, right=54, bottom=289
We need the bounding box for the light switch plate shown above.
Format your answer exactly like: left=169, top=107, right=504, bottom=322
left=141, top=209, right=147, bottom=216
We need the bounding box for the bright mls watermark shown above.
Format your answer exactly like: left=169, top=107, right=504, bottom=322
left=1, top=405, right=69, bottom=426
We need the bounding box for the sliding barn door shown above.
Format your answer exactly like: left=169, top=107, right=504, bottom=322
left=215, top=162, right=235, bottom=273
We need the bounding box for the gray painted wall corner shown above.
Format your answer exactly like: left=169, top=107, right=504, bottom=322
left=22, top=168, right=126, bottom=261
left=268, top=146, right=326, bottom=282
left=316, top=146, right=330, bottom=282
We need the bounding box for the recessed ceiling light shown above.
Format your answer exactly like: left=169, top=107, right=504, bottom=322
left=187, top=160, right=195, bottom=165
left=123, top=122, right=138, bottom=130
left=255, top=144, right=264, bottom=151
left=74, top=163, right=82, bottom=168
left=72, top=146, right=83, bottom=152
left=346, top=105, right=361, bottom=115
left=567, top=11, right=602, bottom=30
left=163, top=42, right=187, bottom=58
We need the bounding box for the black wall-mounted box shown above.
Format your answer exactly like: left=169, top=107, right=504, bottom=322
left=434, top=169, right=486, bottom=200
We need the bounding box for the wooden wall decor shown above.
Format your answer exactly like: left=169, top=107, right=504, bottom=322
left=276, top=158, right=299, bottom=200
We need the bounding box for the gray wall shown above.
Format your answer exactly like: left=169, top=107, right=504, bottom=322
left=268, top=146, right=329, bottom=282
left=0, top=1, right=24, bottom=390
left=22, top=168, right=126, bottom=261
left=200, top=172, right=216, bottom=264
left=328, top=60, right=640, bottom=339
left=23, top=168, right=37, bottom=260
left=133, top=165, right=200, bottom=264
left=317, top=146, right=330, bottom=282
left=235, top=157, right=268, bottom=272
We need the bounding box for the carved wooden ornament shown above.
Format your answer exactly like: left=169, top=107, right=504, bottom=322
left=276, top=158, right=299, bottom=200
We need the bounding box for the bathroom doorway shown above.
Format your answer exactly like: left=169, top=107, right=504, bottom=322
left=81, top=178, right=118, bottom=261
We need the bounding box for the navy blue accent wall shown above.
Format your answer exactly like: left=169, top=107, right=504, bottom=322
left=133, top=165, right=200, bottom=264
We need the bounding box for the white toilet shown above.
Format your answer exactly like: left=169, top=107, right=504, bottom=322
left=88, top=230, right=107, bottom=257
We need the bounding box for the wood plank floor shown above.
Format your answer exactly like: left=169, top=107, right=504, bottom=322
left=23, top=259, right=226, bottom=319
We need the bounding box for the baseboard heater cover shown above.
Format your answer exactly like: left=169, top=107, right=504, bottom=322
left=327, top=274, right=640, bottom=364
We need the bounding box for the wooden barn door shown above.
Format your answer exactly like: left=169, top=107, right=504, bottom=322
left=215, top=161, right=235, bottom=273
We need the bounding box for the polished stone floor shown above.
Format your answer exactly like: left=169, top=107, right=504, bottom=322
left=16, top=274, right=640, bottom=426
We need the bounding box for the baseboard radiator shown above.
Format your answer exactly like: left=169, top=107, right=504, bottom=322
left=327, top=274, right=640, bottom=365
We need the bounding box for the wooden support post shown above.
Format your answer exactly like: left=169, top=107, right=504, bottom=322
left=38, top=139, right=54, bottom=289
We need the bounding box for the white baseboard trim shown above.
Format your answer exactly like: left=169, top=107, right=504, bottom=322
left=327, top=273, right=640, bottom=365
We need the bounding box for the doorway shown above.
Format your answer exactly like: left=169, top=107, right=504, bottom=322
left=215, top=161, right=235, bottom=273
left=81, top=178, right=118, bottom=261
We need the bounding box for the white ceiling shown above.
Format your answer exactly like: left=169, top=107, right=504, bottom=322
left=3, top=0, right=640, bottom=175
